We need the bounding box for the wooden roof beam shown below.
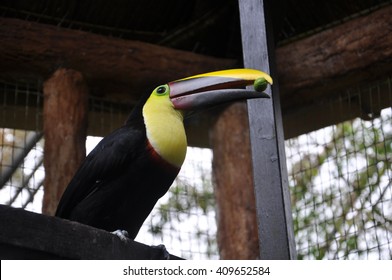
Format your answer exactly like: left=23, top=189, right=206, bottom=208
left=0, top=5, right=391, bottom=139
left=0, top=17, right=236, bottom=103
left=276, top=5, right=392, bottom=137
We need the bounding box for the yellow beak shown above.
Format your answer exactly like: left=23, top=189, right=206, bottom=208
left=168, top=69, right=273, bottom=110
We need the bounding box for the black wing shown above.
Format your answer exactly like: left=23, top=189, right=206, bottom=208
left=55, top=125, right=146, bottom=218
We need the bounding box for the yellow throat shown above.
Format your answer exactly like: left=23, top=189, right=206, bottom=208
left=142, top=85, right=187, bottom=168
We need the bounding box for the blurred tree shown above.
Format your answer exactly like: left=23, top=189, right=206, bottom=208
left=0, top=128, right=44, bottom=209
left=147, top=110, right=392, bottom=260
left=1, top=129, right=30, bottom=188
left=287, top=109, right=392, bottom=259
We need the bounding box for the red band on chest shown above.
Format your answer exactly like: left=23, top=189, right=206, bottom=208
left=146, top=140, right=181, bottom=176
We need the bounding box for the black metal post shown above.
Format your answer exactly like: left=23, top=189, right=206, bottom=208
left=238, top=0, right=297, bottom=259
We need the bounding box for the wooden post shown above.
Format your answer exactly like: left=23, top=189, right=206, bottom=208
left=211, top=103, right=259, bottom=259
left=239, top=0, right=296, bottom=259
left=42, top=68, right=89, bottom=215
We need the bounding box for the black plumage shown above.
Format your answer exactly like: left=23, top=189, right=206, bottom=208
left=55, top=69, right=272, bottom=240
left=55, top=93, right=179, bottom=239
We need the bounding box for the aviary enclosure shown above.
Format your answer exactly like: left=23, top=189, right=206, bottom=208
left=1, top=0, right=391, bottom=259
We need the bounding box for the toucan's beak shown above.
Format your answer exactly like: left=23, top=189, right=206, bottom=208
left=168, top=69, right=273, bottom=110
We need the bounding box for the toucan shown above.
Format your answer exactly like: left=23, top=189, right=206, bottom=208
left=55, top=69, right=273, bottom=240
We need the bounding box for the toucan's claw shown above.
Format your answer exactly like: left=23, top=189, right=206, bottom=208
left=112, top=229, right=130, bottom=241
left=151, top=244, right=171, bottom=260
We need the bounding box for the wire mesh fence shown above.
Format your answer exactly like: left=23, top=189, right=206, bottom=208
left=1, top=77, right=391, bottom=259
left=0, top=79, right=218, bottom=259
left=0, top=128, right=44, bottom=212
left=286, top=78, right=392, bottom=259
left=136, top=147, right=218, bottom=259
left=0, top=80, right=44, bottom=213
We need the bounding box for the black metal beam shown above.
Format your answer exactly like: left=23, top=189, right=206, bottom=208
left=238, top=0, right=297, bottom=259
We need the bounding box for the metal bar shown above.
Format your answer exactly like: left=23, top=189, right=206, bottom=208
left=7, top=156, right=43, bottom=206
left=22, top=177, right=44, bottom=209
left=0, top=131, right=43, bottom=188
left=238, top=0, right=297, bottom=259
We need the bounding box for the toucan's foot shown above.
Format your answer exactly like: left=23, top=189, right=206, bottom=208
left=111, top=229, right=129, bottom=241
left=151, top=244, right=170, bottom=260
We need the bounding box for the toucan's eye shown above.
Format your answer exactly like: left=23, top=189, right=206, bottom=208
left=156, top=85, right=168, bottom=95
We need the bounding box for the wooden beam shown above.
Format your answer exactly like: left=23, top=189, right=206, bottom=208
left=276, top=4, right=392, bottom=113
left=0, top=205, right=182, bottom=259
left=42, top=68, right=89, bottom=215
left=0, top=17, right=236, bottom=102
left=211, top=103, right=259, bottom=259
left=1, top=5, right=390, bottom=104
left=1, top=5, right=391, bottom=141
left=283, top=80, right=392, bottom=138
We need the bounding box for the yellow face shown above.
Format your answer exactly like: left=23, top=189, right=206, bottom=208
left=141, top=68, right=273, bottom=169
left=142, top=85, right=187, bottom=168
